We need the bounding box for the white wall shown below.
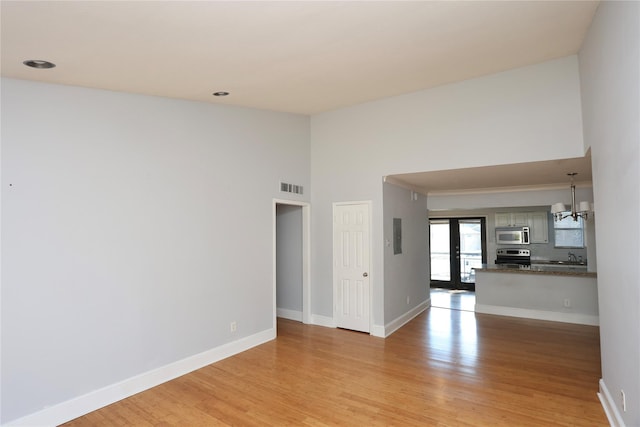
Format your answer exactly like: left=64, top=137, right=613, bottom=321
left=475, top=272, right=598, bottom=325
left=427, top=186, right=594, bottom=211
left=382, top=183, right=429, bottom=326
left=311, top=56, right=586, bottom=328
left=578, top=2, right=640, bottom=425
left=0, top=78, right=310, bottom=423
left=276, top=204, right=303, bottom=318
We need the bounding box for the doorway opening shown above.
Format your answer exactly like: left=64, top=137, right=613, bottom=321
left=273, top=200, right=311, bottom=331
left=429, top=217, right=486, bottom=310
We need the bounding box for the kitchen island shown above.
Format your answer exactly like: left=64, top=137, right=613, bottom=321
left=474, top=265, right=598, bottom=325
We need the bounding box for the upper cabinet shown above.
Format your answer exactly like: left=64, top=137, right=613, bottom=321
left=527, top=211, right=549, bottom=244
left=495, top=211, right=549, bottom=243
left=495, top=212, right=529, bottom=227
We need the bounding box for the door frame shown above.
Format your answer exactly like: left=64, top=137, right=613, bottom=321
left=273, top=199, right=311, bottom=330
left=332, top=200, right=373, bottom=333
left=429, top=216, right=487, bottom=291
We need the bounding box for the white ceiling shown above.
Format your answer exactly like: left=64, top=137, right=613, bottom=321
left=1, top=1, right=598, bottom=193
left=386, top=155, right=592, bottom=195
left=1, top=1, right=598, bottom=116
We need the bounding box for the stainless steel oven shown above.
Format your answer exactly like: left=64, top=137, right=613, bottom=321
left=495, top=248, right=531, bottom=267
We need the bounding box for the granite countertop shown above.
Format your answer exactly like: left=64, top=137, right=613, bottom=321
left=530, top=260, right=588, bottom=267
left=474, top=265, right=597, bottom=278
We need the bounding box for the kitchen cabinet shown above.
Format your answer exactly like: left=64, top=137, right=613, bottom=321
left=495, top=211, right=549, bottom=243
left=495, top=212, right=529, bottom=227
left=528, top=211, right=549, bottom=243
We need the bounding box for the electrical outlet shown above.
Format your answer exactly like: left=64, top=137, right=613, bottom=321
left=563, top=298, right=571, bottom=308
left=621, top=389, right=626, bottom=412
left=230, top=321, right=237, bottom=333
left=406, top=296, right=410, bottom=305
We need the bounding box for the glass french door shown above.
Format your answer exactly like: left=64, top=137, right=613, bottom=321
left=429, top=218, right=486, bottom=291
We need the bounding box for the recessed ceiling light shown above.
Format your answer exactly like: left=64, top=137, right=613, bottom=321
left=23, top=60, right=56, bottom=69
left=213, top=91, right=229, bottom=97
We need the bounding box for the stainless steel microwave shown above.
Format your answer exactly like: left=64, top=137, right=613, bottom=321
left=495, top=226, right=530, bottom=245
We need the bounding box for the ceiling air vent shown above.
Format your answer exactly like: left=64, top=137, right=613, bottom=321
left=280, top=181, right=303, bottom=195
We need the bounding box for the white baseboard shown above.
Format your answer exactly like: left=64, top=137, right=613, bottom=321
left=598, top=378, right=626, bottom=427
left=310, top=313, right=336, bottom=328
left=381, top=298, right=431, bottom=338
left=5, top=328, right=276, bottom=427
left=277, top=307, right=303, bottom=322
left=475, top=304, right=599, bottom=326
left=370, top=324, right=386, bottom=338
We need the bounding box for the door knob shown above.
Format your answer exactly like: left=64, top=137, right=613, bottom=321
left=363, top=272, right=368, bottom=277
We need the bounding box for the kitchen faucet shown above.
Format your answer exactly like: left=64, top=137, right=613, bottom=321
left=568, top=252, right=577, bottom=262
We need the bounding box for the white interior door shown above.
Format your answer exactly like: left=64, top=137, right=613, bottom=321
left=333, top=202, right=371, bottom=333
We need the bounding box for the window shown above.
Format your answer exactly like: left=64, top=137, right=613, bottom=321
left=553, top=212, right=584, bottom=248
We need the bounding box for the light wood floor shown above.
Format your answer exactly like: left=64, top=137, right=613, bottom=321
left=430, top=288, right=476, bottom=311
left=64, top=308, right=608, bottom=426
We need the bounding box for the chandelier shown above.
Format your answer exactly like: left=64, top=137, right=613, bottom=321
left=550, top=173, right=593, bottom=222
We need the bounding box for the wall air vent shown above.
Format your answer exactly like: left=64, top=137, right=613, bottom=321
left=280, top=182, right=303, bottom=195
